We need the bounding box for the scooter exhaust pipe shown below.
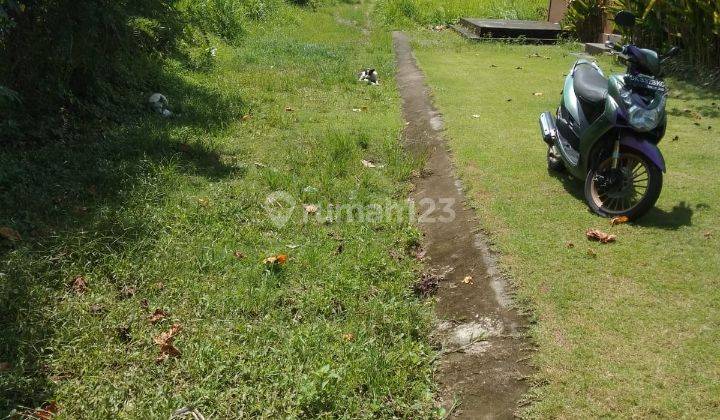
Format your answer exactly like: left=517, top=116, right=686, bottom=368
left=539, top=111, right=557, bottom=145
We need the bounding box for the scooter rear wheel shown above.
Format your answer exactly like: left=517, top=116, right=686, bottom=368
left=584, top=150, right=662, bottom=220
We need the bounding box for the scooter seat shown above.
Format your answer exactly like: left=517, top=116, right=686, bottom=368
left=573, top=63, right=608, bottom=104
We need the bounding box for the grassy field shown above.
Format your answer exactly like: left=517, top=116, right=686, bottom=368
left=375, top=0, right=548, bottom=26
left=410, top=32, right=720, bottom=417
left=0, top=4, right=438, bottom=418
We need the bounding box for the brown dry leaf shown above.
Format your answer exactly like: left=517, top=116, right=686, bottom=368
left=70, top=276, right=88, bottom=294
left=140, top=298, right=149, bottom=310
left=117, top=325, right=131, bottom=343
left=335, top=242, right=344, bottom=255
left=533, top=92, right=544, bottom=96
left=233, top=251, right=245, bottom=259
left=704, top=231, right=713, bottom=239
left=361, top=159, right=377, bottom=168
left=264, top=254, right=288, bottom=266
left=610, top=216, right=630, bottom=226
left=154, top=323, right=182, bottom=363
left=149, top=308, right=169, bottom=325
left=361, top=106, right=368, bottom=111
left=241, top=114, right=253, bottom=121
left=284, top=106, right=295, bottom=112
left=0, top=226, right=21, bottom=242
left=565, top=241, right=575, bottom=248
left=155, top=282, right=165, bottom=290
left=342, top=333, right=355, bottom=342
left=462, top=276, right=474, bottom=285
left=587, top=248, right=597, bottom=258
left=35, top=401, right=58, bottom=420
left=586, top=229, right=616, bottom=244
left=352, top=108, right=362, bottom=112
left=179, top=143, right=191, bottom=153
left=89, top=304, right=104, bottom=315
left=198, top=197, right=210, bottom=207
left=119, top=285, right=137, bottom=299
left=303, top=204, right=318, bottom=214
left=0, top=362, right=10, bottom=372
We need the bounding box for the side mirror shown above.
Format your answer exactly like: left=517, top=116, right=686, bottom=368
left=615, top=11, right=636, bottom=28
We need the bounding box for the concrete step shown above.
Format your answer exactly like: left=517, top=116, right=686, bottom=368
left=458, top=18, right=563, bottom=43
left=450, top=24, right=481, bottom=41
left=585, top=42, right=611, bottom=55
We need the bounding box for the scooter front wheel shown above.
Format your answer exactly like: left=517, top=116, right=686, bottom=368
left=584, top=150, right=662, bottom=220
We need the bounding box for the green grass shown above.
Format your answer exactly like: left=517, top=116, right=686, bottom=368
left=410, top=32, right=720, bottom=417
left=375, top=0, right=548, bottom=26
left=0, top=3, right=438, bottom=417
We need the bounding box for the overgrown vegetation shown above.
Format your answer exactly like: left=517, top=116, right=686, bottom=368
left=411, top=30, right=720, bottom=417
left=0, top=0, right=350, bottom=142
left=374, top=0, right=547, bottom=26
left=564, top=0, right=720, bottom=77
left=0, top=2, right=436, bottom=417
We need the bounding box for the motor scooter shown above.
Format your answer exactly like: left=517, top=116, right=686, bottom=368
left=539, top=11, right=680, bottom=219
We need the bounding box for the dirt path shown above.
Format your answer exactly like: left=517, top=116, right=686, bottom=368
left=393, top=31, right=532, bottom=419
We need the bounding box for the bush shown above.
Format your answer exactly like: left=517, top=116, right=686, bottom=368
left=0, top=0, right=187, bottom=141
left=565, top=0, right=720, bottom=75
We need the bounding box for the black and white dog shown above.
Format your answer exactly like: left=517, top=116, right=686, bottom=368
left=358, top=68, right=379, bottom=85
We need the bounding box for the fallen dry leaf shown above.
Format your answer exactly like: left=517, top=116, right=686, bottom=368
left=342, top=332, right=355, bottom=342
left=462, top=276, right=474, bottom=285
left=610, top=216, right=630, bottom=226
left=565, top=241, right=575, bottom=249
left=264, top=254, right=288, bottom=266
left=586, top=229, right=616, bottom=244
left=361, top=159, right=377, bottom=168
left=34, top=401, right=58, bottom=420
left=471, top=114, right=480, bottom=119
left=117, top=325, right=131, bottom=343
left=198, top=197, right=210, bottom=207
left=413, top=273, right=439, bottom=297
left=140, top=298, right=149, bottom=310
left=89, top=304, right=104, bottom=315
left=241, top=114, right=252, bottom=121
left=119, top=285, right=137, bottom=299
left=704, top=231, right=713, bottom=239
left=352, top=108, right=362, bottom=112
left=533, top=92, right=544, bottom=96
left=0, top=362, right=10, bottom=372
left=284, top=106, right=294, bottom=112
left=70, top=276, right=88, bottom=294
left=149, top=308, right=169, bottom=325
left=179, top=143, right=191, bottom=153
left=155, top=282, right=165, bottom=290
left=154, top=323, right=182, bottom=363
left=587, top=248, right=597, bottom=258
left=303, top=204, right=318, bottom=214
left=335, top=242, right=344, bottom=255
left=233, top=251, right=245, bottom=259
left=0, top=226, right=21, bottom=242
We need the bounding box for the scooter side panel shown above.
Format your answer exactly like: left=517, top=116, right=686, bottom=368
left=578, top=98, right=619, bottom=173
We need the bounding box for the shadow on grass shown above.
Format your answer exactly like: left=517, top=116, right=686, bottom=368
left=548, top=170, right=696, bottom=229
left=0, top=70, right=246, bottom=415
left=634, top=201, right=697, bottom=230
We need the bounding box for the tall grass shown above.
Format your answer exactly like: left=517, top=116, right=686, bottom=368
left=375, top=0, right=548, bottom=26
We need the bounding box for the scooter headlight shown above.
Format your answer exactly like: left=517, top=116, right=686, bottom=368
left=620, top=89, right=666, bottom=132
left=628, top=103, right=663, bottom=132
